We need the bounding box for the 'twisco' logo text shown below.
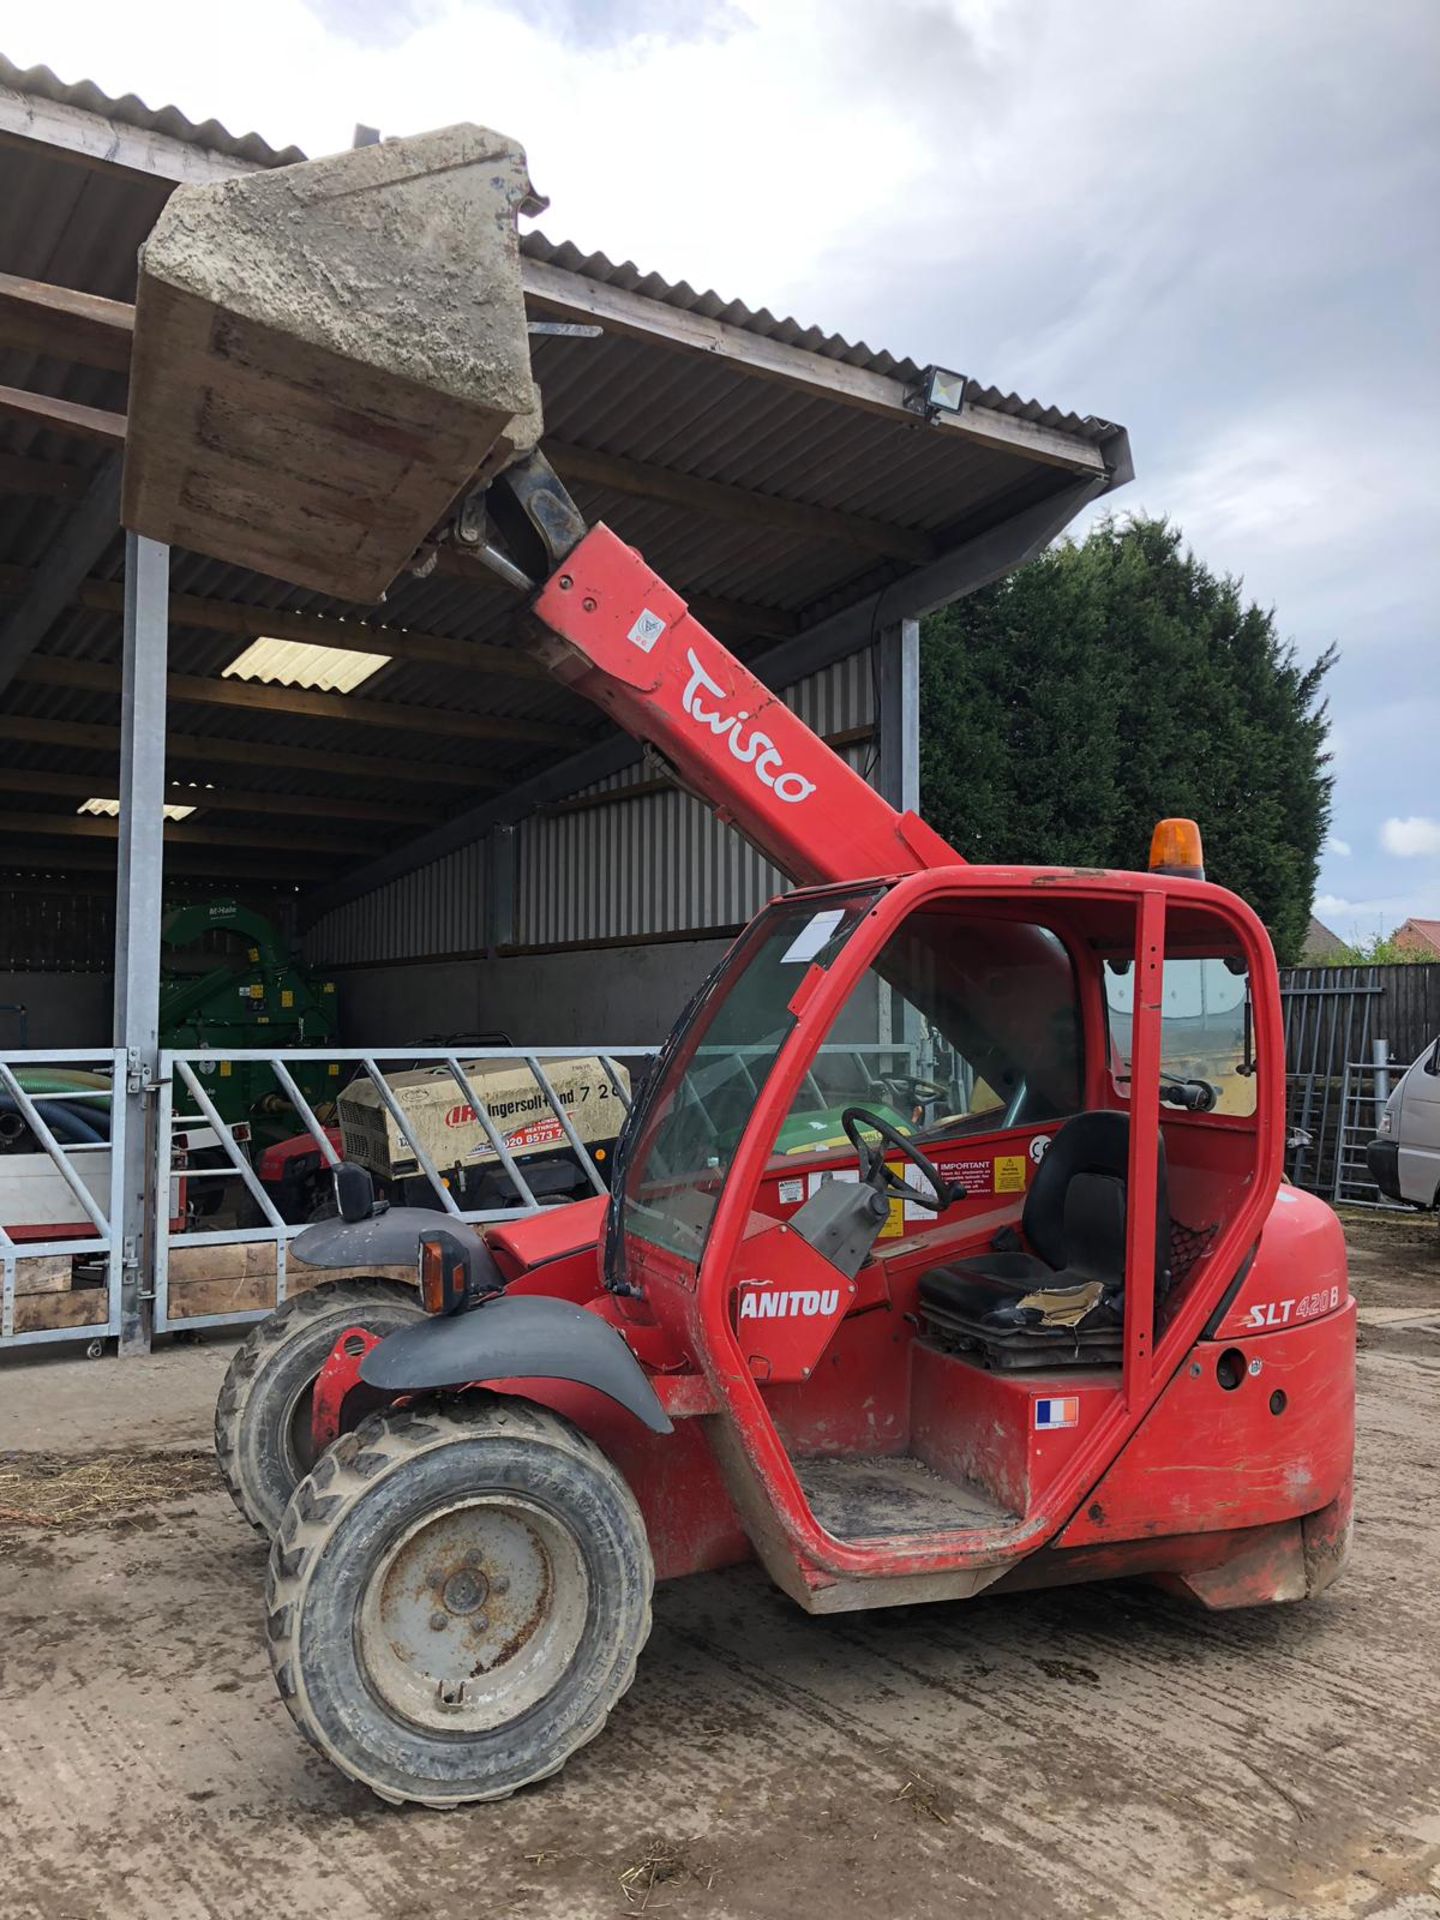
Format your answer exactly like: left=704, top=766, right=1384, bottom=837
left=681, top=650, right=817, bottom=805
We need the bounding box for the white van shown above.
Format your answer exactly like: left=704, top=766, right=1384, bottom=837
left=1368, top=1036, right=1440, bottom=1208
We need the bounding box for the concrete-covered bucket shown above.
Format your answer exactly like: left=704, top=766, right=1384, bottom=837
left=122, top=124, right=544, bottom=602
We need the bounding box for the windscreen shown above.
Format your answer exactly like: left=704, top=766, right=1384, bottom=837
left=613, top=890, right=882, bottom=1268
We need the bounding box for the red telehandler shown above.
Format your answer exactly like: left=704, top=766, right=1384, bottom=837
left=128, top=125, right=1354, bottom=1808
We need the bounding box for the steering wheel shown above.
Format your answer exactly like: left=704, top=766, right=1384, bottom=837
left=841, top=1106, right=952, bottom=1214
left=879, top=1072, right=949, bottom=1109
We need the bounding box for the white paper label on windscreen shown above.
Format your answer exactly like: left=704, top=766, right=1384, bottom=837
left=780, top=908, right=845, bottom=964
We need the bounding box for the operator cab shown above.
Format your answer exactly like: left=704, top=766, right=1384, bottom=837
left=611, top=834, right=1272, bottom=1552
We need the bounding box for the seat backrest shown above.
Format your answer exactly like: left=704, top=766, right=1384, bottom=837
left=1023, top=1111, right=1171, bottom=1292
left=1061, top=1172, right=1127, bottom=1283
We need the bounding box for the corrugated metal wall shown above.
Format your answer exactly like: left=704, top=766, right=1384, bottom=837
left=306, top=838, right=488, bottom=967
left=516, top=650, right=876, bottom=947
left=304, top=651, right=876, bottom=966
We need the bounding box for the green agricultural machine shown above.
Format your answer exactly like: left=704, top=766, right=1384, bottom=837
left=160, top=902, right=341, bottom=1148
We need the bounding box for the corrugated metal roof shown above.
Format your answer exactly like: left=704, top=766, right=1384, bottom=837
left=0, top=53, right=306, bottom=168
left=0, top=53, right=1111, bottom=443
left=0, top=54, right=1128, bottom=914
left=521, top=235, right=1113, bottom=444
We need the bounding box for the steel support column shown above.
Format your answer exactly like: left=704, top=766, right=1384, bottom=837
left=877, top=616, right=921, bottom=814
left=485, top=823, right=517, bottom=954
left=877, top=617, right=923, bottom=1062
left=113, top=532, right=169, bottom=1355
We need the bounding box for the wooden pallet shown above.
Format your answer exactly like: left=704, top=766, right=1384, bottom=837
left=7, top=1254, right=110, bottom=1336
left=6, top=1244, right=417, bottom=1337
left=163, top=1243, right=416, bottom=1320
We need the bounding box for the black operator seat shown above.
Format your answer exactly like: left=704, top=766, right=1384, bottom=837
left=918, top=1111, right=1171, bottom=1368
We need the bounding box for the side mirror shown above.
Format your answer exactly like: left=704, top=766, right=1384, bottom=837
left=332, top=1161, right=376, bottom=1222
left=1425, top=1039, right=1440, bottom=1077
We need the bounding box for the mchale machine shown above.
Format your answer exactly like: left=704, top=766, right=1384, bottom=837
left=121, top=123, right=1354, bottom=1808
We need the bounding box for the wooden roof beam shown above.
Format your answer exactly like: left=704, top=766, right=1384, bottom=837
left=1, top=713, right=509, bottom=790
left=0, top=843, right=333, bottom=882
left=0, top=75, right=271, bottom=187
left=15, top=654, right=577, bottom=747
left=0, top=765, right=440, bottom=827
left=428, top=545, right=797, bottom=641
left=523, top=262, right=1115, bottom=479
left=0, top=565, right=552, bottom=683
left=0, top=271, right=135, bottom=372
left=547, top=439, right=934, bottom=563
left=0, top=382, right=127, bottom=445
left=0, top=809, right=378, bottom=856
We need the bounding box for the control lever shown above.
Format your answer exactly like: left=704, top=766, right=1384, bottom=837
left=1160, top=1079, right=1220, bottom=1113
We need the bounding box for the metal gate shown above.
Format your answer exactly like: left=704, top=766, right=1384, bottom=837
left=1332, top=1048, right=1413, bottom=1208
left=0, top=1047, right=126, bottom=1351
left=153, top=1046, right=656, bottom=1336
left=1280, top=968, right=1383, bottom=1196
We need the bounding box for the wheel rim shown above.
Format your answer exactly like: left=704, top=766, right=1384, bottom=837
left=281, top=1329, right=376, bottom=1484
left=357, top=1495, right=589, bottom=1736
left=282, top=1380, right=319, bottom=1481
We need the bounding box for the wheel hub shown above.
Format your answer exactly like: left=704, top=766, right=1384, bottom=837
left=358, top=1495, right=588, bottom=1735
left=439, top=1567, right=489, bottom=1616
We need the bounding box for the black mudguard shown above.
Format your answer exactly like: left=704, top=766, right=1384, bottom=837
left=359, top=1294, right=673, bottom=1435
left=290, top=1208, right=499, bottom=1283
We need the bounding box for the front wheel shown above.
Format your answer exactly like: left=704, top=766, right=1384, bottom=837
left=266, top=1397, right=654, bottom=1806
left=214, top=1278, right=424, bottom=1538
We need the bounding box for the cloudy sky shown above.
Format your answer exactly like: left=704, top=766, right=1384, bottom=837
left=12, top=0, right=1437, bottom=938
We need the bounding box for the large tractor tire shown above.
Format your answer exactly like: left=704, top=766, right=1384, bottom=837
left=266, top=1396, right=654, bottom=1807
left=215, top=1279, right=424, bottom=1538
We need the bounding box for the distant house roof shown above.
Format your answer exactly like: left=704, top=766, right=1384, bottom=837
left=1394, top=919, right=1440, bottom=958
left=1300, top=916, right=1349, bottom=964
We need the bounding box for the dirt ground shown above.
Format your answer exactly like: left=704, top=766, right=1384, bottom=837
left=1, top=1218, right=1437, bottom=1920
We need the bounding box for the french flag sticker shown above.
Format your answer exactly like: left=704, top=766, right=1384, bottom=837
left=1035, top=1396, right=1080, bottom=1430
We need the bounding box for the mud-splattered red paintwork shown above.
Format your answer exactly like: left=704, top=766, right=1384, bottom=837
left=314, top=530, right=1355, bottom=1616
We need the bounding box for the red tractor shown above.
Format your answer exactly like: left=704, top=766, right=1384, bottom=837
left=216, top=467, right=1355, bottom=1808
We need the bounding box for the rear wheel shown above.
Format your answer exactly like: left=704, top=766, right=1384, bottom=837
left=214, top=1279, right=423, bottom=1538
left=266, top=1397, right=654, bottom=1806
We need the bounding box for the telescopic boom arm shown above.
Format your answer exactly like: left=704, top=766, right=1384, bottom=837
left=482, top=457, right=962, bottom=890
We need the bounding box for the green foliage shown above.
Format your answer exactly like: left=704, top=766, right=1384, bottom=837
left=920, top=516, right=1334, bottom=966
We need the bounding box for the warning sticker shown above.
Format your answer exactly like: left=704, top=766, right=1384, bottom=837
left=778, top=1177, right=804, bottom=1206
left=994, top=1155, right=1027, bottom=1193
left=940, top=1157, right=992, bottom=1196
left=627, top=608, right=667, bottom=653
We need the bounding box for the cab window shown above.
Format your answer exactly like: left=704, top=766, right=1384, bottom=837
left=774, top=911, right=1083, bottom=1153
left=1104, top=955, right=1257, bottom=1117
